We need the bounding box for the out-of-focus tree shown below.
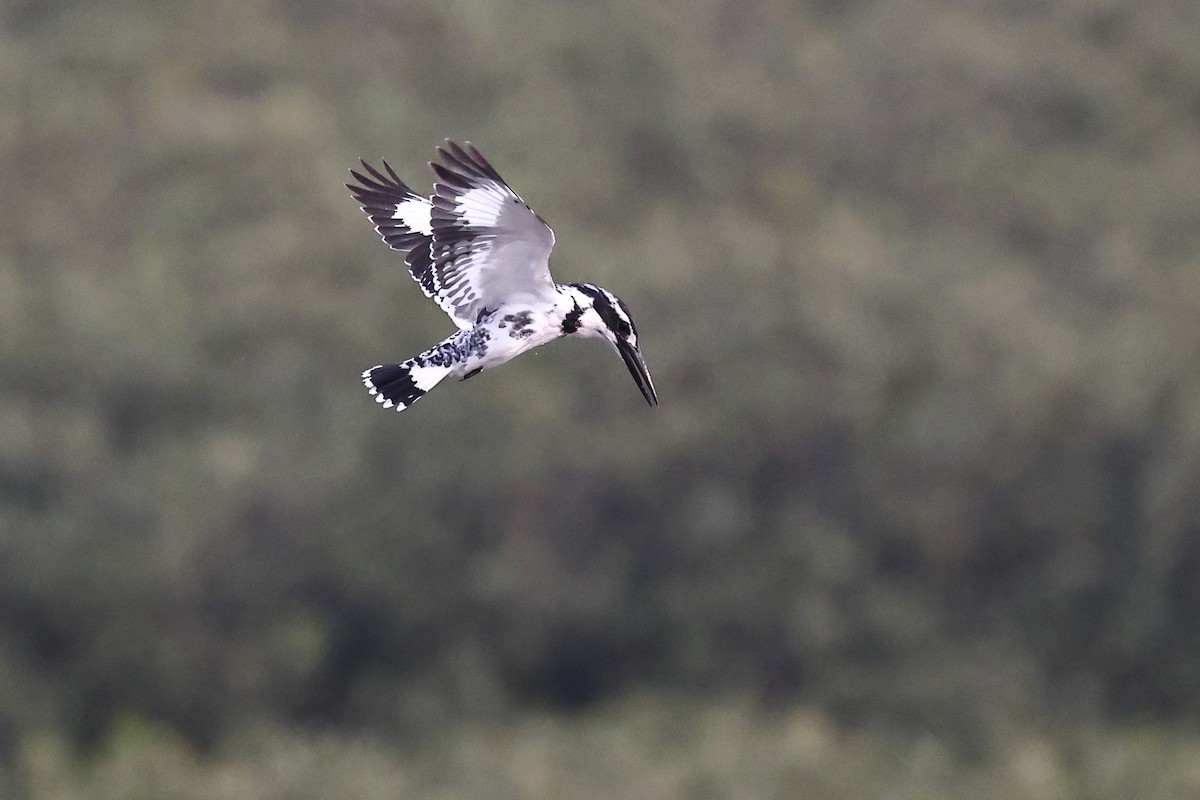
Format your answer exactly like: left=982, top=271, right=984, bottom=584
left=0, top=0, right=1198, bottom=756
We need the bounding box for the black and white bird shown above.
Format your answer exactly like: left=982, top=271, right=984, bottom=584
left=347, top=140, right=658, bottom=412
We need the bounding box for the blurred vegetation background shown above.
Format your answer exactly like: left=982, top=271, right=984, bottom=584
left=3, top=0, right=1200, bottom=797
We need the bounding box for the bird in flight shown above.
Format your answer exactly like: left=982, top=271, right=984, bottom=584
left=347, top=141, right=658, bottom=412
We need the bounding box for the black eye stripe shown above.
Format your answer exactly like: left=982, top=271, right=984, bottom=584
left=614, top=300, right=635, bottom=334
left=594, top=296, right=624, bottom=332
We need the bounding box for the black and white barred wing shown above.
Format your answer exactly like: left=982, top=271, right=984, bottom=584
left=346, top=160, right=470, bottom=329
left=428, top=141, right=558, bottom=326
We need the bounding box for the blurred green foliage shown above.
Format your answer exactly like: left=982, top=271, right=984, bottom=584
left=2, top=0, right=1200, bottom=793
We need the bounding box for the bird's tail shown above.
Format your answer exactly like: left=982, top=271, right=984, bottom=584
left=362, top=353, right=454, bottom=412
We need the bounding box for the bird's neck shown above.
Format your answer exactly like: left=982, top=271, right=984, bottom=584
left=554, top=283, right=592, bottom=337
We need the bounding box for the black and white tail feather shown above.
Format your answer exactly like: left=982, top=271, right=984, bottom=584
left=348, top=141, right=658, bottom=413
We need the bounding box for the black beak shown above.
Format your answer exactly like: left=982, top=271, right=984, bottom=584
left=617, top=340, right=658, bottom=407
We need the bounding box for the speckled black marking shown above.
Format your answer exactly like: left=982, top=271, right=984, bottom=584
left=561, top=302, right=584, bottom=335
left=414, top=326, right=491, bottom=369
left=502, top=311, right=534, bottom=339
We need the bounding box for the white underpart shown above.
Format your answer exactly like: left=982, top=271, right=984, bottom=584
left=454, top=185, right=508, bottom=227
left=392, top=198, right=433, bottom=235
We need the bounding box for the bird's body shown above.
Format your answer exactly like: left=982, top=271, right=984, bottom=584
left=364, top=289, right=579, bottom=410
left=348, top=141, right=657, bottom=412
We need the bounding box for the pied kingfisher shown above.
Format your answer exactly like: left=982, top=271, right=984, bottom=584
left=347, top=140, right=658, bottom=412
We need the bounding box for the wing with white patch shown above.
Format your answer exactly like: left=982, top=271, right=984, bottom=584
left=347, top=159, right=461, bottom=324
left=428, top=141, right=558, bottom=326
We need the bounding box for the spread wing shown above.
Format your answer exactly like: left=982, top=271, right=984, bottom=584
left=427, top=141, right=558, bottom=326
left=346, top=159, right=452, bottom=321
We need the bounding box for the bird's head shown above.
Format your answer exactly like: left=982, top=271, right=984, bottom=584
left=562, top=283, right=659, bottom=407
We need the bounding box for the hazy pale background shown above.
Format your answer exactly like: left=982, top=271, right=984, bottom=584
left=3, top=0, right=1200, bottom=797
